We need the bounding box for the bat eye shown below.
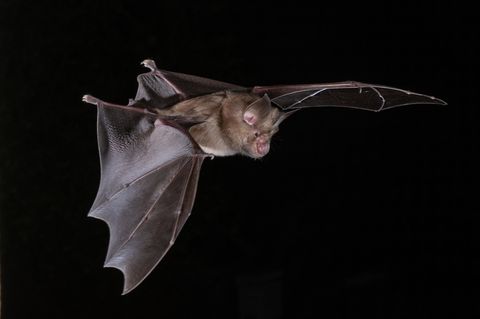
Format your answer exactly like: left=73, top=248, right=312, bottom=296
left=254, top=131, right=260, bottom=137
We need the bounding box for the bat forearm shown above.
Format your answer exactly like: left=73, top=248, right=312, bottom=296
left=155, top=92, right=225, bottom=122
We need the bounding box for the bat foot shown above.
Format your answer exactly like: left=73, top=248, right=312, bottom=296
left=82, top=94, right=100, bottom=105
left=141, top=59, right=158, bottom=71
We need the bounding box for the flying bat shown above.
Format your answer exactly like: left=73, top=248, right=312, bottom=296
left=82, top=59, right=445, bottom=294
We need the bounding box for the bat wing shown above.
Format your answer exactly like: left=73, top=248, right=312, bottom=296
left=88, top=98, right=207, bottom=294
left=252, top=82, right=446, bottom=111
left=134, top=59, right=245, bottom=109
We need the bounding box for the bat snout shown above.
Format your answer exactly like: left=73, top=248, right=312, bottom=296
left=254, top=136, right=270, bottom=157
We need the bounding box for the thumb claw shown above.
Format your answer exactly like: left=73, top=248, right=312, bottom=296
left=82, top=94, right=100, bottom=105
left=141, top=59, right=157, bottom=71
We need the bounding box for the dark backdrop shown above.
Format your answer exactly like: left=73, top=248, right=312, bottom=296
left=0, top=1, right=476, bottom=318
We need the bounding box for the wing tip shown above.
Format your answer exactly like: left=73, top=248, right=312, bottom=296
left=120, top=280, right=137, bottom=295
left=102, top=262, right=139, bottom=295
left=404, top=90, right=448, bottom=106
left=433, top=97, right=448, bottom=106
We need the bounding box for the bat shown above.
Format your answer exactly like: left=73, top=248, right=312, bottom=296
left=82, top=59, right=445, bottom=294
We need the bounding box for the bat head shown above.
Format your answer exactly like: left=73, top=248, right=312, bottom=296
left=218, top=91, right=295, bottom=159
left=239, top=94, right=284, bottom=158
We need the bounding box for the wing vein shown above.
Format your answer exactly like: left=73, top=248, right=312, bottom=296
left=370, top=86, right=386, bottom=111
left=91, top=156, right=184, bottom=214
left=287, top=88, right=327, bottom=109
left=110, top=159, right=191, bottom=258
left=171, top=159, right=197, bottom=241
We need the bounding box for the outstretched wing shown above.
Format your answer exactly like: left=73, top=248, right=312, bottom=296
left=252, top=82, right=446, bottom=111
left=88, top=98, right=207, bottom=294
left=134, top=59, right=245, bottom=109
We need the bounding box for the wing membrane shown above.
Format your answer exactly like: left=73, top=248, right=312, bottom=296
left=253, top=82, right=446, bottom=111
left=89, top=102, right=206, bottom=294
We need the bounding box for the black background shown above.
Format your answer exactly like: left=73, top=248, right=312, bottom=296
left=0, top=1, right=477, bottom=318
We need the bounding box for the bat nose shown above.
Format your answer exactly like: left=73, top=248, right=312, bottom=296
left=258, top=134, right=269, bottom=143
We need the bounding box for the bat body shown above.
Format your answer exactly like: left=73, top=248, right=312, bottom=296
left=83, top=59, right=445, bottom=294
left=153, top=91, right=284, bottom=157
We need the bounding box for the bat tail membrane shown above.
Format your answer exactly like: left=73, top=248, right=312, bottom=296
left=87, top=99, right=207, bottom=294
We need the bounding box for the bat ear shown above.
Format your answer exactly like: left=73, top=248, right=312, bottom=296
left=274, top=109, right=299, bottom=127
left=243, top=94, right=271, bottom=126
left=243, top=110, right=257, bottom=126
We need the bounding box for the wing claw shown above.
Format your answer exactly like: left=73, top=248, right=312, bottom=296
left=82, top=94, right=101, bottom=105
left=141, top=59, right=158, bottom=71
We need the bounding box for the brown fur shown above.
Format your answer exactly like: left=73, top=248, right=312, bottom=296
left=155, top=91, right=283, bottom=158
